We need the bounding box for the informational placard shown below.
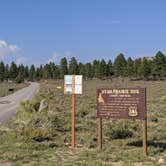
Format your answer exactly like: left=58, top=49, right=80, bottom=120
left=64, top=75, right=82, bottom=94
left=74, top=75, right=82, bottom=94
left=75, top=84, right=82, bottom=94
left=75, top=75, right=82, bottom=85
left=97, top=87, right=147, bottom=156
left=97, top=88, right=146, bottom=120
left=65, top=75, right=73, bottom=84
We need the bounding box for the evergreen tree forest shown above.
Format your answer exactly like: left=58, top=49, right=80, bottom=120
left=0, top=51, right=165, bottom=83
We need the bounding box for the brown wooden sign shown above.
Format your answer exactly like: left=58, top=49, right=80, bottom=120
left=97, top=87, right=147, bottom=156
left=97, top=88, right=146, bottom=120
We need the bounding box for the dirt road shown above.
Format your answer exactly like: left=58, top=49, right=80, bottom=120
left=0, top=82, right=40, bottom=124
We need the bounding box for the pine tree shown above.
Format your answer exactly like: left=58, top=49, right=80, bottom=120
left=49, top=62, right=60, bottom=79
left=78, top=62, right=86, bottom=76
left=49, top=62, right=55, bottom=79
left=99, top=59, right=107, bottom=78
left=18, top=64, right=25, bottom=78
left=126, top=57, right=134, bottom=77
left=107, top=60, right=114, bottom=77
left=35, top=67, right=41, bottom=80
left=0, top=61, right=5, bottom=81
left=60, top=57, right=68, bottom=79
left=93, top=60, right=100, bottom=78
left=4, top=64, right=9, bottom=81
left=113, top=53, right=127, bottom=77
left=69, top=57, right=79, bottom=75
left=43, top=64, right=51, bottom=79
left=29, top=65, right=35, bottom=81
left=138, top=57, right=151, bottom=79
left=24, top=66, right=29, bottom=80
left=134, top=58, right=142, bottom=78
left=85, top=63, right=93, bottom=78
left=151, top=51, right=166, bottom=79
left=38, top=65, right=43, bottom=79
left=15, top=72, right=24, bottom=83
left=9, top=61, right=18, bottom=81
left=53, top=65, right=60, bottom=79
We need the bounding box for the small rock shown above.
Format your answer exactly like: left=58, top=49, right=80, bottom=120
left=38, top=99, right=48, bottom=112
left=158, top=158, right=164, bottom=164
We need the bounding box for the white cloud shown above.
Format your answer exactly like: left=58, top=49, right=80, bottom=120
left=48, top=51, right=75, bottom=64
left=0, top=40, right=19, bottom=59
left=0, top=40, right=7, bottom=47
left=0, top=39, right=26, bottom=64
left=48, top=52, right=60, bottom=63
left=64, top=51, right=74, bottom=58
left=15, top=56, right=26, bottom=65
left=9, top=45, right=18, bottom=52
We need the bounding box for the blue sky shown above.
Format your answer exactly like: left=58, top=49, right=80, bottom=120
left=0, top=0, right=166, bottom=66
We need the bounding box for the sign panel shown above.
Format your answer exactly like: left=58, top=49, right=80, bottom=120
left=97, top=88, right=146, bottom=120
left=74, top=75, right=82, bottom=94
left=65, top=85, right=72, bottom=94
left=65, top=75, right=73, bottom=84
left=64, top=75, right=82, bottom=94
left=75, top=84, right=82, bottom=94
left=75, top=75, right=82, bottom=85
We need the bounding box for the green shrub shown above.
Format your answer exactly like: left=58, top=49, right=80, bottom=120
left=31, top=128, right=52, bottom=142
left=19, top=100, right=40, bottom=112
left=150, top=116, right=158, bottom=122
left=110, top=129, right=133, bottom=139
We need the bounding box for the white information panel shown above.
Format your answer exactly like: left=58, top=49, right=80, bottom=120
left=75, top=75, right=82, bottom=85
left=64, top=75, right=82, bottom=94
left=65, top=85, right=72, bottom=94
left=75, top=84, right=82, bottom=94
left=65, top=75, right=73, bottom=84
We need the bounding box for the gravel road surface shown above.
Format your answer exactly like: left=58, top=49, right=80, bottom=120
left=0, top=82, right=40, bottom=124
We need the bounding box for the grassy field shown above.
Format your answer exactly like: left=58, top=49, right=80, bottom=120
left=0, top=82, right=29, bottom=97
left=0, top=79, right=166, bottom=165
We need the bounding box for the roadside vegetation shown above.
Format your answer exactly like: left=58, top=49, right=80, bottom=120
left=0, top=82, right=29, bottom=97
left=0, top=78, right=165, bottom=165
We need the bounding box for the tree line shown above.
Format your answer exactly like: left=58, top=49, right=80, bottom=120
left=0, top=51, right=165, bottom=83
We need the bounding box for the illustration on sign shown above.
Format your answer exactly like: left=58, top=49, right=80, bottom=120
left=98, top=93, right=104, bottom=104
left=128, top=106, right=138, bottom=117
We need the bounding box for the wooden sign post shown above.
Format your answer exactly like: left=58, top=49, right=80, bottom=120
left=64, top=75, right=83, bottom=148
left=97, top=87, right=147, bottom=156
left=98, top=117, right=102, bottom=150
left=71, top=93, right=75, bottom=147
left=143, top=118, right=147, bottom=156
